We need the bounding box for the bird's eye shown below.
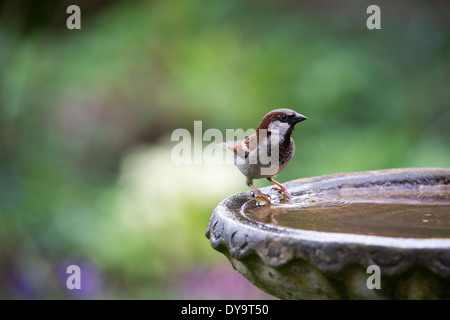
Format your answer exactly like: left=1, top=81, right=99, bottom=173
left=279, top=114, right=288, bottom=122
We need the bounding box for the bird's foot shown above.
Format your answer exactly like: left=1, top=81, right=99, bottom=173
left=271, top=186, right=293, bottom=202
left=250, top=190, right=271, bottom=204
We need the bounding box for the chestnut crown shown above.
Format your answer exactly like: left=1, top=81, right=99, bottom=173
left=257, top=108, right=307, bottom=131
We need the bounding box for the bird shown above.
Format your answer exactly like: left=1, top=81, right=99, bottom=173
left=221, top=108, right=307, bottom=203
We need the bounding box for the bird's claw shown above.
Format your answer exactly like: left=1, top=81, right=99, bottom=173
left=281, top=191, right=293, bottom=202
left=250, top=190, right=271, bottom=204
left=271, top=187, right=292, bottom=202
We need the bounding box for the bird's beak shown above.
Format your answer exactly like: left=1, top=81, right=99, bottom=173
left=291, top=113, right=308, bottom=124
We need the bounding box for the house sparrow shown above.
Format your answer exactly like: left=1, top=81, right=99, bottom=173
left=222, top=108, right=307, bottom=203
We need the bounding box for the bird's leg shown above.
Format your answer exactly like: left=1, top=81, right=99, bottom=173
left=247, top=182, right=271, bottom=203
left=267, top=177, right=292, bottom=201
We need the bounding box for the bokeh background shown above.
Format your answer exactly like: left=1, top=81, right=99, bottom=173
left=0, top=0, right=448, bottom=299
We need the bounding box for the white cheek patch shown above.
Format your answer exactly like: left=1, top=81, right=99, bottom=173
left=241, top=140, right=249, bottom=153
left=268, top=121, right=290, bottom=136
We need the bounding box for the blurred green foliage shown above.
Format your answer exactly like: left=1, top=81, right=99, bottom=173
left=0, top=0, right=448, bottom=298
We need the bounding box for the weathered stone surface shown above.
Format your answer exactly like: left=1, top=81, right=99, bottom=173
left=205, top=168, right=450, bottom=299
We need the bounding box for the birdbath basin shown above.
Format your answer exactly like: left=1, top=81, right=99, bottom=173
left=205, top=168, right=450, bottom=299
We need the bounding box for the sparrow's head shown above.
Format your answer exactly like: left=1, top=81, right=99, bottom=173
left=257, top=108, right=307, bottom=140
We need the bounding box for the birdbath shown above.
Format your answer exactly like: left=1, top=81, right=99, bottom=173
left=205, top=168, right=450, bottom=299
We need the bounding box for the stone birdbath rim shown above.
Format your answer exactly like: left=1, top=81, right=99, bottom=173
left=205, top=167, right=450, bottom=299
left=206, top=167, right=450, bottom=268
left=208, top=168, right=450, bottom=248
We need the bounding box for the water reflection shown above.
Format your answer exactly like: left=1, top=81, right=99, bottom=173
left=244, top=193, right=450, bottom=238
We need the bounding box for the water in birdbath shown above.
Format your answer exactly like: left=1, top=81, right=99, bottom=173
left=243, top=185, right=450, bottom=239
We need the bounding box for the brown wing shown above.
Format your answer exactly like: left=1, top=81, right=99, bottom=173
left=233, top=133, right=257, bottom=159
